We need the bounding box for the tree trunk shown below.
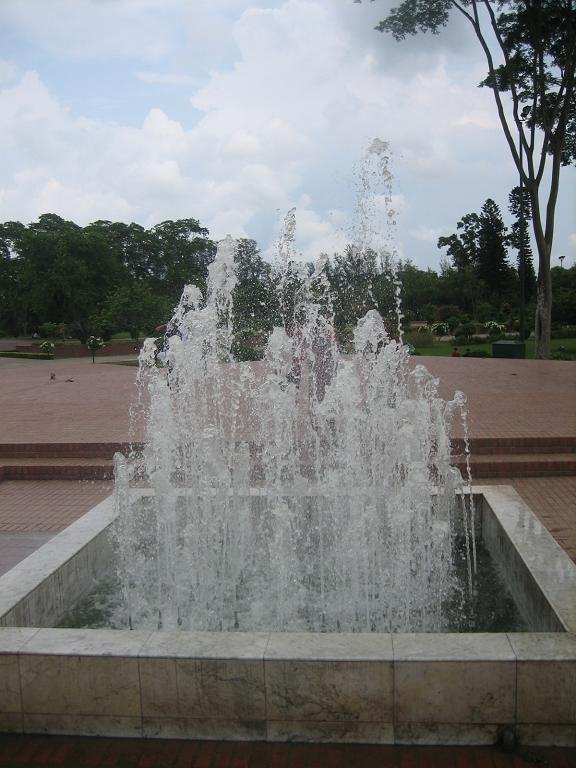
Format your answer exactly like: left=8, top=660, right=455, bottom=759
left=534, top=261, right=552, bottom=359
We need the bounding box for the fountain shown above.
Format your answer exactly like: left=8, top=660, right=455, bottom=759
left=111, top=140, right=474, bottom=635
left=0, top=142, right=575, bottom=745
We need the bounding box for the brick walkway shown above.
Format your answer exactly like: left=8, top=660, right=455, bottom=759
left=0, top=734, right=574, bottom=767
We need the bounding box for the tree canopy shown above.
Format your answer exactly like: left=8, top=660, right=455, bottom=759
left=370, top=0, right=576, bottom=358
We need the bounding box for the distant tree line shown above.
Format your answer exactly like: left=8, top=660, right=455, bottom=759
left=0, top=207, right=574, bottom=351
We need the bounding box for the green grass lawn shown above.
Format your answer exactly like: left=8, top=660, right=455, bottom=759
left=414, top=337, right=576, bottom=358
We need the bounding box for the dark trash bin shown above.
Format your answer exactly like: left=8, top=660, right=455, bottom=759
left=492, top=340, right=526, bottom=359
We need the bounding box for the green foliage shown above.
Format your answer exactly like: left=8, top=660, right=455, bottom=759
left=453, top=322, right=476, bottom=343
left=0, top=214, right=216, bottom=341
left=371, top=0, right=576, bottom=357
left=0, top=351, right=52, bottom=359
left=403, top=330, right=434, bottom=349
left=38, top=322, right=59, bottom=339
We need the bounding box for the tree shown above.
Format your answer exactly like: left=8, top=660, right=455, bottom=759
left=94, top=283, right=172, bottom=340
left=508, top=185, right=537, bottom=304
left=150, top=219, right=216, bottom=302
left=370, top=0, right=576, bottom=358
left=476, top=198, right=512, bottom=298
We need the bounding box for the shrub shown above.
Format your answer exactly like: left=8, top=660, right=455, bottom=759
left=551, top=326, right=576, bottom=339
left=453, top=322, right=476, bottom=342
left=0, top=351, right=52, bottom=360
left=464, top=349, right=491, bottom=358
left=431, top=322, right=448, bottom=336
left=86, top=336, right=105, bottom=363
left=446, top=316, right=461, bottom=332
left=551, top=348, right=575, bottom=361
left=403, top=330, right=434, bottom=348
left=38, top=322, right=59, bottom=339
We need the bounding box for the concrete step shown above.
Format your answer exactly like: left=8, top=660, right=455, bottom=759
left=452, top=436, right=576, bottom=455
left=0, top=458, right=114, bottom=481
left=0, top=442, right=138, bottom=459
left=455, top=453, right=576, bottom=478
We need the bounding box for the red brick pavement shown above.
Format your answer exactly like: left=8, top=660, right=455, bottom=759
left=0, top=735, right=574, bottom=768
left=0, top=358, right=140, bottom=444
left=0, top=480, right=112, bottom=533
left=0, top=356, right=574, bottom=446
left=421, top=357, right=576, bottom=440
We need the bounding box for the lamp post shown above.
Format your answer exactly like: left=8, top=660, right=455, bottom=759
left=559, top=255, right=565, bottom=268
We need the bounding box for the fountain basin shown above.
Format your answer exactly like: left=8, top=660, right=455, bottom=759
left=0, top=486, right=575, bottom=746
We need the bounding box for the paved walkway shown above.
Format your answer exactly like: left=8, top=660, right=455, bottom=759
left=0, top=356, right=574, bottom=445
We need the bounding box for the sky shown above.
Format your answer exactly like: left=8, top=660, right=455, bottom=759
left=0, top=0, right=574, bottom=271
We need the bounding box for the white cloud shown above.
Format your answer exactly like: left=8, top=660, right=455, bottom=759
left=0, top=60, right=18, bottom=85
left=135, top=72, right=200, bottom=86
left=570, top=233, right=576, bottom=248
left=3, top=0, right=570, bottom=270
left=409, top=226, right=446, bottom=244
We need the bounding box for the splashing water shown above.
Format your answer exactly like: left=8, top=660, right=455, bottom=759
left=113, top=144, right=474, bottom=634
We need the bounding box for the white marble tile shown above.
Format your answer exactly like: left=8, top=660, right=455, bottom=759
left=0, top=655, right=21, bottom=714
left=516, top=660, right=576, bottom=724
left=393, top=633, right=515, bottom=661
left=22, top=628, right=151, bottom=657
left=267, top=720, right=394, bottom=744
left=20, top=655, right=141, bottom=717
left=0, top=628, right=38, bottom=653
left=266, top=632, right=393, bottom=661
left=516, top=724, right=576, bottom=747
left=142, top=717, right=266, bottom=741
left=395, top=660, right=515, bottom=724
left=140, top=657, right=266, bottom=720
left=508, top=632, right=576, bottom=660
left=22, top=713, right=142, bottom=738
left=265, top=660, right=392, bottom=722
left=141, top=631, right=269, bottom=659
left=394, top=723, right=499, bottom=745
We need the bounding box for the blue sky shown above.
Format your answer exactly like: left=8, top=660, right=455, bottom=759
left=0, top=0, right=574, bottom=270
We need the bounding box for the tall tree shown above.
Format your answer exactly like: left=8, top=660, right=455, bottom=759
left=368, top=0, right=576, bottom=358
left=508, top=185, right=537, bottom=303
left=476, top=198, right=512, bottom=297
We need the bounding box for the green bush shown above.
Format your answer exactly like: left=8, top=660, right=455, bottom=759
left=464, top=349, right=491, bottom=358
left=446, top=316, right=461, bottom=332
left=551, top=346, right=575, bottom=361
left=0, top=351, right=53, bottom=359
left=454, top=322, right=476, bottom=342
left=38, top=322, right=59, bottom=339
left=404, top=330, right=434, bottom=348
left=551, top=326, right=576, bottom=339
